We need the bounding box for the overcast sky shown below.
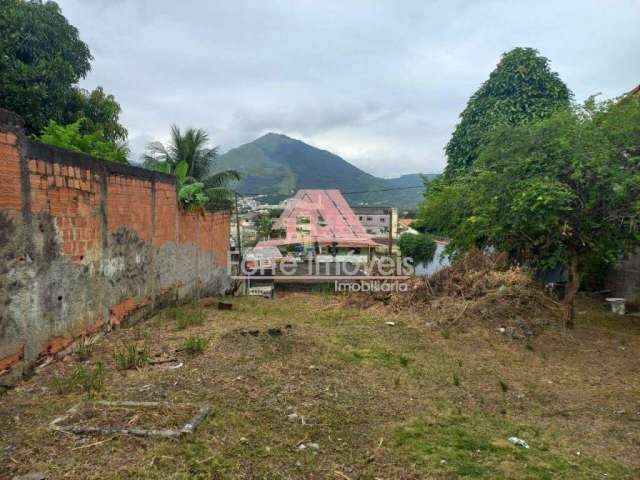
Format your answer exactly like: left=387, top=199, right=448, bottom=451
left=56, top=0, right=640, bottom=177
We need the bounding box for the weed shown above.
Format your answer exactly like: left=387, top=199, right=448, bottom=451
left=452, top=374, right=460, bottom=386
left=74, top=337, right=94, bottom=360
left=525, top=341, right=534, bottom=351
left=499, top=380, right=509, bottom=392
left=114, top=343, right=148, bottom=371
left=52, top=362, right=105, bottom=399
left=184, top=335, right=208, bottom=354
left=169, top=306, right=205, bottom=330
left=441, top=329, right=450, bottom=339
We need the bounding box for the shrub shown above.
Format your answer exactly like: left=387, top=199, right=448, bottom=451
left=183, top=336, right=208, bottom=354
left=114, top=343, right=148, bottom=371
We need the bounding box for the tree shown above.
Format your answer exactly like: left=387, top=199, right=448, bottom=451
left=144, top=126, right=240, bottom=211
left=0, top=0, right=91, bottom=135
left=255, top=215, right=274, bottom=241
left=144, top=126, right=222, bottom=179
left=64, top=86, right=128, bottom=143
left=38, top=119, right=129, bottom=163
left=398, top=233, right=437, bottom=264
left=0, top=1, right=127, bottom=141
left=445, top=47, right=571, bottom=175
left=419, top=96, right=640, bottom=326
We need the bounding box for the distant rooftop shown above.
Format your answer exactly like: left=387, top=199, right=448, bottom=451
left=257, top=189, right=379, bottom=248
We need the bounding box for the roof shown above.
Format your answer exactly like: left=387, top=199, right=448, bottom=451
left=244, top=246, right=283, bottom=261
left=352, top=206, right=394, bottom=215
left=398, top=219, right=415, bottom=227
left=256, top=189, right=379, bottom=248
left=629, top=84, right=640, bottom=96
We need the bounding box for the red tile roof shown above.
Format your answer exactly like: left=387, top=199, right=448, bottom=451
left=257, top=189, right=379, bottom=248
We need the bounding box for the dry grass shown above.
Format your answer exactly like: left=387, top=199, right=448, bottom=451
left=0, top=293, right=639, bottom=479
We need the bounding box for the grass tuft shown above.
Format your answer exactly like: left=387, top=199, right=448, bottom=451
left=168, top=306, right=206, bottom=330
left=183, top=335, right=208, bottom=354
left=114, top=343, right=148, bottom=371
left=74, top=337, right=94, bottom=361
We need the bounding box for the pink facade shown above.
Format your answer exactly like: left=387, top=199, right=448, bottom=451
left=257, top=189, right=378, bottom=248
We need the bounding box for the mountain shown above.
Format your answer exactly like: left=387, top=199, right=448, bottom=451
left=213, top=133, right=438, bottom=209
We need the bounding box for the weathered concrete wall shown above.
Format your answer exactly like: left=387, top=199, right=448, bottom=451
left=0, top=109, right=230, bottom=384
left=607, top=253, right=640, bottom=306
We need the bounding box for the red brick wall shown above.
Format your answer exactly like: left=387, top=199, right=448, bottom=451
left=0, top=110, right=230, bottom=382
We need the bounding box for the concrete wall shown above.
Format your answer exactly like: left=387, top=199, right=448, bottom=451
left=0, top=109, right=230, bottom=384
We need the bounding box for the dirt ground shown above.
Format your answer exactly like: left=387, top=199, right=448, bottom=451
left=1, top=292, right=639, bottom=479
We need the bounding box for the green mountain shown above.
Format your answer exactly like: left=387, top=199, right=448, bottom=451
left=213, top=133, right=438, bottom=209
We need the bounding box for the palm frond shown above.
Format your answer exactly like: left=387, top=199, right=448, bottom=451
left=204, top=170, right=241, bottom=188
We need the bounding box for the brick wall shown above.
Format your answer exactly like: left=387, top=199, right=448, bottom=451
left=0, top=109, right=231, bottom=383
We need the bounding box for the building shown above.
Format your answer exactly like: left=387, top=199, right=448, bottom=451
left=352, top=206, right=398, bottom=242
left=256, top=189, right=379, bottom=255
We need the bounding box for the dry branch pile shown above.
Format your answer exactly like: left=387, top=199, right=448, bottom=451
left=348, top=250, right=562, bottom=338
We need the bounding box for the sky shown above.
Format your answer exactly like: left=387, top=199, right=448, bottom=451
left=56, top=0, right=640, bottom=177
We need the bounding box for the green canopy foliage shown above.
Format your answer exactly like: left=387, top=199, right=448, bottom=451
left=38, top=119, right=129, bottom=164
left=419, top=95, right=640, bottom=324
left=0, top=0, right=126, bottom=144
left=63, top=86, right=128, bottom=143
left=445, top=47, right=571, bottom=175
left=398, top=233, right=437, bottom=264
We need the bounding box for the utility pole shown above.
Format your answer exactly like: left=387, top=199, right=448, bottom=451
left=387, top=208, right=393, bottom=255
left=234, top=192, right=242, bottom=261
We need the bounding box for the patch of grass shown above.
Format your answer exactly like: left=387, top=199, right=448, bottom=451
left=183, top=335, right=208, bottom=354
left=74, top=337, right=94, bottom=361
left=152, top=437, right=228, bottom=479
left=168, top=306, right=206, bottom=330
left=392, top=414, right=633, bottom=479
left=114, top=343, right=148, bottom=371
left=346, top=346, right=412, bottom=368
left=51, top=362, right=105, bottom=399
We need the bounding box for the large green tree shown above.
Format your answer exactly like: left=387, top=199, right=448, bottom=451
left=420, top=95, right=640, bottom=326
left=445, top=47, right=571, bottom=175
left=0, top=0, right=126, bottom=141
left=64, top=86, right=128, bottom=143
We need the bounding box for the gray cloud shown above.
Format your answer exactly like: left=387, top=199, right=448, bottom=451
left=57, top=0, right=640, bottom=176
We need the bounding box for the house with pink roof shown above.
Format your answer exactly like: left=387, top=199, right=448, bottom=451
left=256, top=189, right=379, bottom=255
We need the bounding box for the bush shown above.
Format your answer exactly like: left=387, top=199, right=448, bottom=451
left=114, top=343, right=148, bottom=371
left=52, top=362, right=105, bottom=398
left=183, top=336, right=208, bottom=354
left=398, top=233, right=437, bottom=264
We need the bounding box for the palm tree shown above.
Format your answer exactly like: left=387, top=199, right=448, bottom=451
left=144, top=125, right=222, bottom=179
left=143, top=125, right=240, bottom=210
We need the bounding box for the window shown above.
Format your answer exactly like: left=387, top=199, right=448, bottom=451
left=366, top=217, right=373, bottom=221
